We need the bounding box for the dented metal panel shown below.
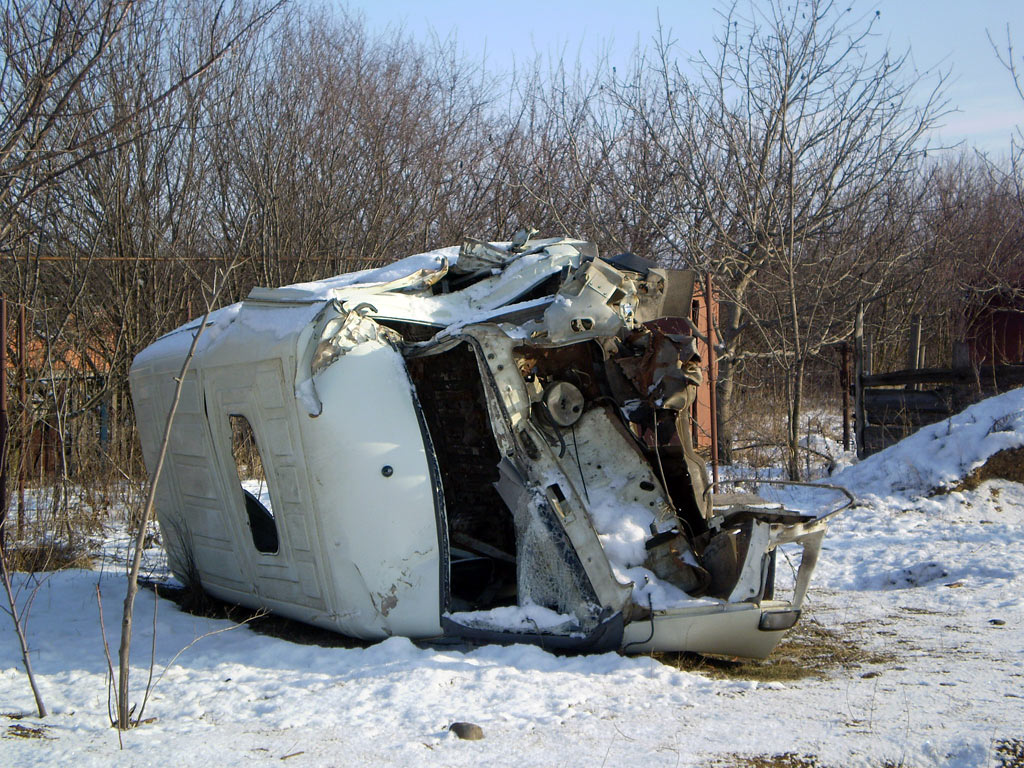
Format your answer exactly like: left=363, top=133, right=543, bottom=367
left=130, top=234, right=849, bottom=657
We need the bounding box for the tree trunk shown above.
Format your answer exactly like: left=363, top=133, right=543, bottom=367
left=786, top=359, right=806, bottom=481
left=714, top=298, right=744, bottom=464
left=0, top=554, right=47, bottom=717
left=715, top=358, right=737, bottom=465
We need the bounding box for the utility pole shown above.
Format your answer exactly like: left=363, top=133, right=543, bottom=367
left=705, top=274, right=719, bottom=485
left=840, top=342, right=851, bottom=452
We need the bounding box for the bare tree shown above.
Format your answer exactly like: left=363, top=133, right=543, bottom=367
left=608, top=0, right=946, bottom=476
left=114, top=262, right=234, bottom=730
left=979, top=26, right=1024, bottom=319
left=912, top=152, right=1024, bottom=367
left=0, top=0, right=282, bottom=251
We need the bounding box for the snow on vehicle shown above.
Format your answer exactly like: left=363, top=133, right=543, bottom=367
left=129, top=233, right=849, bottom=657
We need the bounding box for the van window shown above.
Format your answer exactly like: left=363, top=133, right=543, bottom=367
left=229, top=414, right=279, bottom=554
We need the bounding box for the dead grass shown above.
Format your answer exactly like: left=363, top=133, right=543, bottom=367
left=145, top=581, right=889, bottom=675
left=655, top=618, right=893, bottom=682
left=899, top=605, right=943, bottom=615
left=143, top=580, right=370, bottom=649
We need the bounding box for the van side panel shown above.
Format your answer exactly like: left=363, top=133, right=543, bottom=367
left=297, top=342, right=443, bottom=638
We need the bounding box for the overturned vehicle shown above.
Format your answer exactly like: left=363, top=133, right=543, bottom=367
left=130, top=235, right=847, bottom=657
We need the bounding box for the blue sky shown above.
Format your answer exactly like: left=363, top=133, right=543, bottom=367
left=347, top=0, right=1024, bottom=154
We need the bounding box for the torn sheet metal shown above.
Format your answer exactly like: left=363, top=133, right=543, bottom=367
left=130, top=236, right=848, bottom=658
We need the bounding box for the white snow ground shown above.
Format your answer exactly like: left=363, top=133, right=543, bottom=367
left=3, top=390, right=1024, bottom=767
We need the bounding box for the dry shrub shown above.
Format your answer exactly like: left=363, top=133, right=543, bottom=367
left=5, top=543, right=93, bottom=572
left=726, top=389, right=792, bottom=468
left=726, top=385, right=845, bottom=476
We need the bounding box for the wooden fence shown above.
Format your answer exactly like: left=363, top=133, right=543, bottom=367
left=855, top=364, right=1024, bottom=456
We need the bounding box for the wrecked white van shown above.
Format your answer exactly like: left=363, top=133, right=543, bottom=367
left=130, top=235, right=847, bottom=657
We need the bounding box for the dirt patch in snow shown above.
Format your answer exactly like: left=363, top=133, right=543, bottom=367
left=995, top=739, right=1024, bottom=768
left=655, top=617, right=892, bottom=682
left=704, top=754, right=824, bottom=768
left=704, top=754, right=926, bottom=768
left=708, top=740, right=1024, bottom=768
left=3, top=721, right=51, bottom=740
left=953, top=446, right=1024, bottom=491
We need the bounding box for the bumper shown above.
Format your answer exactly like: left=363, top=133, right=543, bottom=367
left=621, top=600, right=802, bottom=658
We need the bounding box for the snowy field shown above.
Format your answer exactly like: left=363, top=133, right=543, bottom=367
left=3, top=390, right=1024, bottom=767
